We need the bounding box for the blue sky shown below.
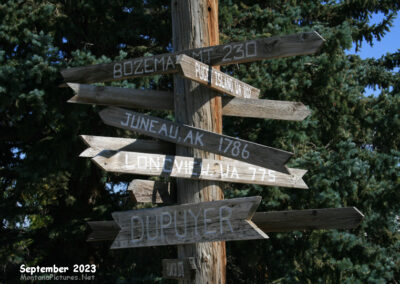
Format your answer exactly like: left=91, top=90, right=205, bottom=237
left=347, top=12, right=399, bottom=96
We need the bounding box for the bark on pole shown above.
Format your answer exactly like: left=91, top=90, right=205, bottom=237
left=171, top=1, right=226, bottom=283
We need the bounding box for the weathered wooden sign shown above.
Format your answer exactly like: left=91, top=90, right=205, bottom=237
left=79, top=135, right=174, bottom=157
left=67, top=83, right=310, bottom=121
left=99, top=107, right=292, bottom=173
left=176, top=55, right=259, bottom=98
left=110, top=196, right=268, bottom=249
left=162, top=258, right=197, bottom=280
left=91, top=151, right=308, bottom=189
left=86, top=207, right=364, bottom=242
left=61, top=31, right=324, bottom=83
left=128, top=179, right=175, bottom=204
left=252, top=207, right=365, bottom=231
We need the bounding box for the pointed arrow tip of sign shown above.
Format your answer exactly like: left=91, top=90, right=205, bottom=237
left=66, top=82, right=79, bottom=93
left=352, top=207, right=365, bottom=220
left=313, top=31, right=326, bottom=42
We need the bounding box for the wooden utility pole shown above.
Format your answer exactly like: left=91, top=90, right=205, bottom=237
left=171, top=1, right=226, bottom=283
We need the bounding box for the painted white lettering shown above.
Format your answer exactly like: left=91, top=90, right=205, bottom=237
left=149, top=119, right=158, bottom=133
left=144, top=58, right=154, bottom=73
left=201, top=163, right=210, bottom=176
left=160, top=211, right=172, bottom=239
left=155, top=56, right=165, bottom=71
left=130, top=216, right=144, bottom=243
left=194, top=132, right=204, bottom=146
left=166, top=56, right=175, bottom=70
left=121, top=112, right=132, bottom=127
left=149, top=157, right=160, bottom=170
left=183, top=130, right=193, bottom=144
left=146, top=215, right=158, bottom=240
left=231, top=166, right=239, bottom=179
left=124, top=61, right=133, bottom=76
left=130, top=114, right=140, bottom=129
left=268, top=170, right=276, bottom=182
left=159, top=123, right=168, bottom=136
left=139, top=117, right=150, bottom=131
left=175, top=160, right=184, bottom=173
left=137, top=156, right=147, bottom=170
left=188, top=209, right=201, bottom=236
left=114, top=63, right=123, bottom=78
left=169, top=125, right=179, bottom=139
left=134, top=59, right=144, bottom=74
left=219, top=206, right=233, bottom=234
left=204, top=208, right=216, bottom=235
left=202, top=47, right=214, bottom=64
left=174, top=210, right=187, bottom=238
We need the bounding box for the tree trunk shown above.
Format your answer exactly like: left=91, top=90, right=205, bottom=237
left=171, top=1, right=226, bottom=283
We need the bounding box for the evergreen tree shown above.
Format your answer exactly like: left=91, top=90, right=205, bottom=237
left=1, top=0, right=398, bottom=283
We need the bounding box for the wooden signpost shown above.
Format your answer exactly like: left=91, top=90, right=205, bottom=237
left=99, top=107, right=293, bottom=174
left=57, top=3, right=365, bottom=282
left=110, top=196, right=268, bottom=249
left=86, top=207, right=364, bottom=242
left=61, top=31, right=324, bottom=84
left=91, top=151, right=308, bottom=189
left=67, top=83, right=311, bottom=121
left=176, top=54, right=260, bottom=98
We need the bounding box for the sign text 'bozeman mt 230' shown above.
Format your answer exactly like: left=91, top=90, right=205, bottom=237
left=60, top=32, right=324, bottom=84
left=99, top=107, right=292, bottom=174
left=110, top=196, right=267, bottom=249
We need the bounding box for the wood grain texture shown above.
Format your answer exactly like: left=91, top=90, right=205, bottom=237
left=79, top=135, right=174, bottom=157
left=110, top=196, right=268, bottom=249
left=87, top=221, right=120, bottom=242
left=252, top=207, right=364, bottom=232
left=91, top=151, right=308, bottom=189
left=86, top=207, right=364, bottom=242
left=67, top=83, right=310, bottom=121
left=67, top=83, right=173, bottom=110
left=172, top=1, right=226, bottom=282
left=99, top=107, right=292, bottom=174
left=128, top=179, right=176, bottom=204
left=60, top=31, right=324, bottom=84
left=176, top=54, right=259, bottom=98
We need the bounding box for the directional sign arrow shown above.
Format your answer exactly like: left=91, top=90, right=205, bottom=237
left=86, top=207, right=364, bottom=242
left=79, top=135, right=174, bottom=158
left=91, top=151, right=307, bottom=189
left=110, top=196, right=268, bottom=249
left=67, top=83, right=310, bottom=121
left=99, top=107, right=292, bottom=174
left=61, top=31, right=324, bottom=84
left=176, top=54, right=260, bottom=98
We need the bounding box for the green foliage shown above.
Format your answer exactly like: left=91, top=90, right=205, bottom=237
left=0, top=0, right=399, bottom=283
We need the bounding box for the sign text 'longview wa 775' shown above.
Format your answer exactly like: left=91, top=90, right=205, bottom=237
left=67, top=83, right=311, bottom=121
left=91, top=150, right=308, bottom=189
left=60, top=31, right=324, bottom=83
left=110, top=196, right=267, bottom=249
left=99, top=107, right=293, bottom=174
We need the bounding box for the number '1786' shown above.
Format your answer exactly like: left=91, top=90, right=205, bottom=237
left=218, top=138, right=249, bottom=159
